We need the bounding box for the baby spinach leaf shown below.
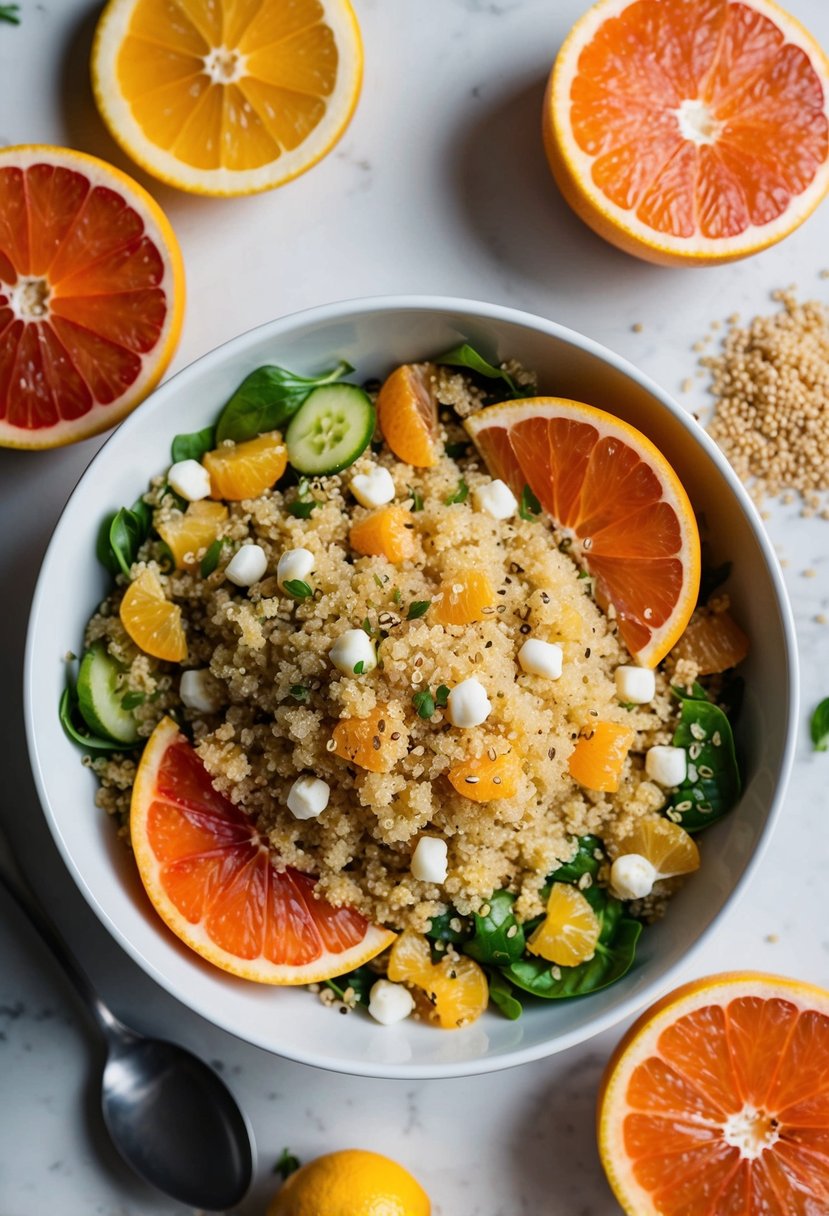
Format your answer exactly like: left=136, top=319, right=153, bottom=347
left=435, top=343, right=533, bottom=399
left=0, top=5, right=20, bottom=24
left=323, top=963, right=377, bottom=1006
left=487, top=969, right=523, bottom=1020
left=812, top=698, right=829, bottom=752
left=668, top=691, right=741, bottom=831
left=97, top=500, right=153, bottom=579
left=445, top=440, right=469, bottom=459
left=518, top=485, right=541, bottom=521
left=59, top=687, right=133, bottom=753
left=503, top=918, right=641, bottom=1000
left=426, top=907, right=470, bottom=945
left=215, top=360, right=353, bottom=444
left=199, top=538, right=227, bottom=577
left=548, top=835, right=604, bottom=886
left=171, top=426, right=215, bottom=463
left=464, top=890, right=525, bottom=966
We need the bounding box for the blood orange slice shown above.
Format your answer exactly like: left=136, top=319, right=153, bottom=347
left=131, top=718, right=395, bottom=984
left=598, top=972, right=829, bottom=1216
left=465, top=399, right=700, bottom=667
left=544, top=0, right=829, bottom=266
left=0, top=145, right=184, bottom=449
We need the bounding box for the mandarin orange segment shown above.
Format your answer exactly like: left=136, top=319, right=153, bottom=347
left=447, top=751, right=521, bottom=801
left=331, top=706, right=406, bottom=773
left=617, top=817, right=700, bottom=880
left=598, top=973, right=829, bottom=1216
left=376, top=363, right=440, bottom=468
left=349, top=505, right=417, bottom=565
left=527, top=882, right=601, bottom=966
left=203, top=431, right=287, bottom=500
left=156, top=500, right=228, bottom=570
left=119, top=569, right=188, bottom=661
left=387, top=929, right=489, bottom=1029
left=672, top=609, right=750, bottom=675
left=568, top=721, right=634, bottom=793
left=130, top=718, right=394, bottom=983
left=465, top=398, right=700, bottom=666
left=432, top=570, right=495, bottom=626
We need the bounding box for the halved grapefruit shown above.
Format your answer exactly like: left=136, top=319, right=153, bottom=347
left=131, top=717, right=394, bottom=984
left=544, top=0, right=829, bottom=266
left=598, top=972, right=829, bottom=1216
left=465, top=399, right=700, bottom=667
left=0, top=146, right=183, bottom=448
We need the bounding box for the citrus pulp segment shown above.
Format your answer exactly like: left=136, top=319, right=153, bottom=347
left=92, top=0, right=363, bottom=196
left=465, top=398, right=700, bottom=666
left=0, top=145, right=183, bottom=448
left=131, top=718, right=395, bottom=983
left=598, top=972, right=829, bottom=1216
left=544, top=0, right=829, bottom=265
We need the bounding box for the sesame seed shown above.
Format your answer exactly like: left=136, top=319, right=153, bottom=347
left=548, top=746, right=556, bottom=759
left=632, top=322, right=644, bottom=333
left=390, top=731, right=401, bottom=740
left=372, top=736, right=381, bottom=750
left=488, top=746, right=497, bottom=761
left=326, top=738, right=337, bottom=752
left=506, top=924, right=518, bottom=938
left=492, top=776, right=502, bottom=785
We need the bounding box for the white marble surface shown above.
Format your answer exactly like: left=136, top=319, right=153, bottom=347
left=1, top=0, right=829, bottom=1212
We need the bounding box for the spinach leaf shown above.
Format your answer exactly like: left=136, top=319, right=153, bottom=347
left=548, top=834, right=604, bottom=885
left=199, top=538, right=227, bottom=577
left=426, top=907, right=470, bottom=945
left=503, top=918, right=641, bottom=1000
left=171, top=426, right=215, bottom=463
left=323, top=963, right=377, bottom=1006
left=464, top=890, right=525, bottom=966
left=698, top=556, right=732, bottom=606
left=273, top=1148, right=301, bottom=1180
left=215, top=360, right=353, bottom=444
left=59, top=686, right=133, bottom=753
left=0, top=5, right=20, bottom=24
left=811, top=697, right=829, bottom=752
left=435, top=343, right=533, bottom=399
left=668, top=691, right=741, bottom=831
left=487, top=969, right=523, bottom=1021
left=445, top=440, right=469, bottom=459
left=97, top=500, right=153, bottom=578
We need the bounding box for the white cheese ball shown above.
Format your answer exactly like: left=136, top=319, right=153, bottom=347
left=329, top=628, right=377, bottom=676
left=610, top=853, right=657, bottom=901
left=517, top=638, right=563, bottom=681
left=646, top=745, right=688, bottom=788
left=167, top=459, right=211, bottom=502
left=350, top=465, right=395, bottom=508
left=473, top=478, right=518, bottom=520
left=615, top=665, right=656, bottom=704
left=286, top=776, right=330, bottom=821
left=411, top=835, right=448, bottom=883
left=277, top=547, right=315, bottom=589
left=446, top=677, right=492, bottom=728
left=225, top=543, right=268, bottom=587
left=368, top=980, right=415, bottom=1026
left=179, top=670, right=222, bottom=713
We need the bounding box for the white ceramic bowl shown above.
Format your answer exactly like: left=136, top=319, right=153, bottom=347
left=25, top=297, right=798, bottom=1078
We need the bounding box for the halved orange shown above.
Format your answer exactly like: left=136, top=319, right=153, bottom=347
left=376, top=363, right=440, bottom=468
left=598, top=972, right=829, bottom=1215
left=131, top=718, right=395, bottom=983
left=465, top=399, right=701, bottom=666
left=119, top=569, right=188, bottom=661
left=92, top=0, right=363, bottom=197
left=0, top=145, right=183, bottom=449
left=544, top=0, right=829, bottom=266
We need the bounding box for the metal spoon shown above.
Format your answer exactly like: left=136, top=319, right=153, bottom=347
left=0, top=825, right=254, bottom=1210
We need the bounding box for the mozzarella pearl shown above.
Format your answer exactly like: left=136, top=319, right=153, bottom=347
left=329, top=628, right=377, bottom=675
left=410, top=835, right=448, bottom=883
left=615, top=665, right=656, bottom=704
left=446, top=677, right=491, bottom=728
left=286, top=776, right=331, bottom=821
left=277, top=547, right=315, bottom=589
left=517, top=639, right=563, bottom=681
left=225, top=543, right=268, bottom=587
left=167, top=459, right=211, bottom=502
left=368, top=980, right=415, bottom=1026
left=646, top=745, right=688, bottom=787
left=610, top=853, right=657, bottom=901
left=350, top=465, right=396, bottom=508
left=473, top=479, right=518, bottom=520
left=179, top=669, right=222, bottom=713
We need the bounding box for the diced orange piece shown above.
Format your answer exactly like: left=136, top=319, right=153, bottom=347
left=617, top=816, right=699, bottom=881
left=527, top=882, right=601, bottom=966
left=119, top=569, right=187, bottom=661
left=388, top=929, right=489, bottom=1029
left=671, top=609, right=750, bottom=675
left=156, top=500, right=228, bottom=570
left=568, top=721, right=634, bottom=793
left=331, top=706, right=406, bottom=773
left=447, top=751, right=521, bottom=801
left=432, top=570, right=495, bottom=626
left=376, top=363, right=440, bottom=468
left=349, top=506, right=416, bottom=565
left=203, top=431, right=287, bottom=501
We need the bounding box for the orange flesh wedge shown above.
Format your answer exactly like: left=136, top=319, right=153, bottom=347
left=672, top=609, right=751, bottom=675
left=544, top=0, right=829, bottom=266
left=568, top=721, right=635, bottom=793
left=447, top=751, right=521, bottom=802
left=204, top=431, right=287, bottom=500
left=331, top=707, right=405, bottom=773
left=119, top=569, right=188, bottom=662
left=598, top=972, right=829, bottom=1216
left=527, top=883, right=601, bottom=967
left=0, top=146, right=183, bottom=448
left=376, top=363, right=440, bottom=467
left=131, top=718, right=394, bottom=983
left=465, top=398, right=701, bottom=666
left=432, top=571, right=496, bottom=627
left=156, top=501, right=228, bottom=570
left=387, top=929, right=489, bottom=1030
left=349, top=506, right=417, bottom=565
left=617, top=817, right=700, bottom=881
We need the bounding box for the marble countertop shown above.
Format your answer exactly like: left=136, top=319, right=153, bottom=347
left=2, top=0, right=829, bottom=1212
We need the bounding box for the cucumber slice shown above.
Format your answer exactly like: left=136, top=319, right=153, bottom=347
left=285, top=384, right=375, bottom=475
left=76, top=643, right=141, bottom=745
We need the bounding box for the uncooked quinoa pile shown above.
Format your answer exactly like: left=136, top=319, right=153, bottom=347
left=704, top=290, right=829, bottom=510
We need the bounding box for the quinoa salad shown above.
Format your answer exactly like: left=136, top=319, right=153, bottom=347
left=62, top=343, right=747, bottom=1030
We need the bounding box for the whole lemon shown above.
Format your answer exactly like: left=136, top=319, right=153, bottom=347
left=268, top=1149, right=431, bottom=1216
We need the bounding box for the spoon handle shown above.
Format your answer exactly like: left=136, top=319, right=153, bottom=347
left=0, top=822, right=127, bottom=1043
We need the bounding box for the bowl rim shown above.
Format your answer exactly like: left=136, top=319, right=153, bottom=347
left=24, top=293, right=799, bottom=1078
